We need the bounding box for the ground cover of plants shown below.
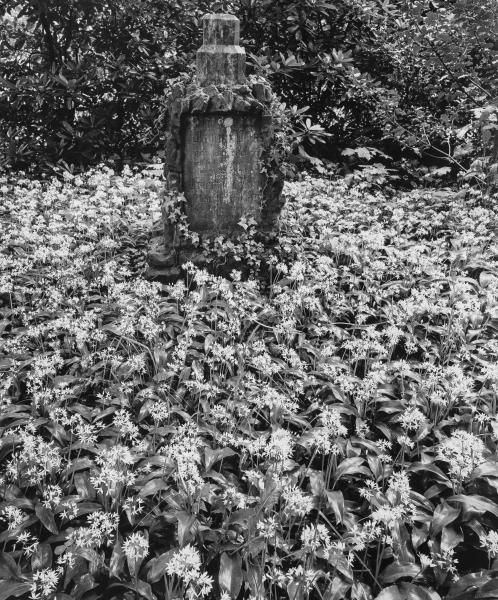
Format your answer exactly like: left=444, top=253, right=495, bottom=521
left=1, top=166, right=498, bottom=600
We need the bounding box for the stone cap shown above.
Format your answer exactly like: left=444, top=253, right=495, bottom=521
left=202, top=14, right=240, bottom=45
left=197, top=13, right=246, bottom=86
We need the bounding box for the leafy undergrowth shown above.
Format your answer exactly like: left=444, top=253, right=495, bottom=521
left=1, top=166, right=498, bottom=600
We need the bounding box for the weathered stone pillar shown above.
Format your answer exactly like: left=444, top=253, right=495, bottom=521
left=148, top=13, right=284, bottom=279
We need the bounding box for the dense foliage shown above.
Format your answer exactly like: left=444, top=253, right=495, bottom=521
left=1, top=1, right=497, bottom=183
left=1, top=167, right=498, bottom=599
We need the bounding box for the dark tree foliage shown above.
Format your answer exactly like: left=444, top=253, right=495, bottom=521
left=0, top=0, right=497, bottom=183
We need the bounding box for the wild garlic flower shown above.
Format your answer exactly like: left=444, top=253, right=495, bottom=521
left=348, top=521, right=383, bottom=551
left=42, top=484, right=62, bottom=509
left=437, top=430, right=486, bottom=481
left=482, top=362, right=498, bottom=384
left=65, top=512, right=119, bottom=549
left=256, top=516, right=279, bottom=539
left=123, top=531, right=148, bottom=563
left=90, top=445, right=136, bottom=496
left=222, top=485, right=247, bottom=509
left=282, top=485, right=313, bottom=516
left=113, top=409, right=140, bottom=441
left=166, top=423, right=204, bottom=495
left=191, top=572, right=214, bottom=599
left=370, top=471, right=415, bottom=526
left=252, top=387, right=299, bottom=414
left=300, top=523, right=331, bottom=552
left=399, top=406, right=427, bottom=431
left=6, top=430, right=62, bottom=485
left=319, top=406, right=347, bottom=437
left=30, top=567, right=62, bottom=600
left=480, top=530, right=498, bottom=557
left=264, top=429, right=295, bottom=462
left=165, top=544, right=201, bottom=584
left=0, top=505, right=27, bottom=530
left=285, top=565, right=318, bottom=592
left=123, top=496, right=145, bottom=517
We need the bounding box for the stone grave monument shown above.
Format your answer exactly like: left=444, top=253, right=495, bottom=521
left=148, top=13, right=284, bottom=279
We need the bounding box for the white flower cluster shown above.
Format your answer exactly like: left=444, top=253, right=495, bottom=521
left=437, top=430, right=486, bottom=481
left=166, top=544, right=213, bottom=599
left=123, top=531, right=149, bottom=563
left=6, top=428, right=63, bottom=485
left=165, top=423, right=204, bottom=495
left=90, top=444, right=136, bottom=496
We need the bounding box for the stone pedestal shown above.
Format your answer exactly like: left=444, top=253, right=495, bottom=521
left=148, top=13, right=284, bottom=280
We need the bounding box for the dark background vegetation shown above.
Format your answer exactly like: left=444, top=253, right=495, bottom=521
left=0, top=0, right=497, bottom=185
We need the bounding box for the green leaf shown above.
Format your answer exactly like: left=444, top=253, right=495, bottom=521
left=219, top=552, right=243, bottom=598
left=35, top=504, right=58, bottom=534
left=138, top=478, right=169, bottom=497
left=110, top=535, right=125, bottom=579
left=335, top=457, right=370, bottom=481
left=31, top=542, right=53, bottom=571
left=447, top=572, right=495, bottom=599
left=441, top=526, right=463, bottom=553
left=472, top=462, right=498, bottom=480
left=400, top=583, right=441, bottom=600
left=72, top=572, right=98, bottom=600
left=0, top=582, right=31, bottom=600
left=448, top=495, right=498, bottom=519
left=0, top=552, right=21, bottom=580
left=431, top=501, right=460, bottom=535
left=408, top=462, right=451, bottom=486
left=375, top=583, right=440, bottom=600
left=176, top=511, right=197, bottom=546
left=476, top=579, right=498, bottom=599
left=326, top=491, right=344, bottom=524
left=288, top=580, right=305, bottom=600
left=146, top=550, right=175, bottom=583
left=374, top=586, right=403, bottom=600
left=380, top=562, right=421, bottom=585
left=108, top=581, right=157, bottom=600
left=74, top=472, right=96, bottom=501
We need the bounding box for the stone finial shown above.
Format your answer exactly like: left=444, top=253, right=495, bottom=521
left=196, top=14, right=246, bottom=86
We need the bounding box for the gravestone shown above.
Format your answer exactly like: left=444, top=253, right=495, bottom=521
left=148, top=13, right=284, bottom=279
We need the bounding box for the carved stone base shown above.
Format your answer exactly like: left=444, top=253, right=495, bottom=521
left=146, top=235, right=207, bottom=283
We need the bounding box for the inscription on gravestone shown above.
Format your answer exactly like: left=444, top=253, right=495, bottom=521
left=183, top=114, right=267, bottom=234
